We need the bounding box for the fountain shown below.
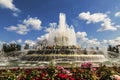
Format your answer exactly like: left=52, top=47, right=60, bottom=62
left=19, top=13, right=108, bottom=67
left=0, top=13, right=108, bottom=67
left=47, top=13, right=76, bottom=46
left=0, top=52, right=9, bottom=66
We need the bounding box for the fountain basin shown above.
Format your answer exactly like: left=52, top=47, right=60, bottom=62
left=20, top=54, right=107, bottom=63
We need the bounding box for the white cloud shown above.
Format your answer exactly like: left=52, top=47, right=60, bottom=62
left=17, top=39, right=22, bottom=43
left=24, top=40, right=36, bottom=46
left=0, top=41, right=6, bottom=44
left=5, top=26, right=17, bottom=31
left=0, top=0, right=20, bottom=16
left=45, top=22, right=57, bottom=32
left=76, top=32, right=87, bottom=39
left=97, top=18, right=117, bottom=31
left=12, top=13, right=18, bottom=17
left=5, top=17, right=42, bottom=35
left=116, top=25, right=120, bottom=28
left=23, top=17, right=42, bottom=30
left=76, top=31, right=120, bottom=48
left=49, top=22, right=57, bottom=28
left=115, top=12, right=120, bottom=17
left=0, top=0, right=19, bottom=11
left=9, top=39, right=22, bottom=44
left=79, top=12, right=118, bottom=32
left=79, top=12, right=107, bottom=24
left=37, top=34, right=49, bottom=41
left=76, top=31, right=100, bottom=48
left=16, top=24, right=30, bottom=35
left=101, top=37, right=120, bottom=47
left=9, top=40, right=16, bottom=44
left=87, top=38, right=100, bottom=46
left=5, top=24, right=29, bottom=35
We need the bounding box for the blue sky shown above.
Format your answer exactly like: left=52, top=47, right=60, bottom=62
left=0, top=0, right=120, bottom=48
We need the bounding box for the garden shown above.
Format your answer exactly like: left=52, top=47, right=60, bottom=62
left=0, top=62, right=120, bottom=80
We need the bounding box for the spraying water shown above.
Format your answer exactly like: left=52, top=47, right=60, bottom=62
left=47, top=13, right=76, bottom=46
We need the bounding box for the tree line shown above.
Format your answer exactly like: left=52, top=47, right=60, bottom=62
left=107, top=45, right=119, bottom=53
left=2, top=43, right=30, bottom=53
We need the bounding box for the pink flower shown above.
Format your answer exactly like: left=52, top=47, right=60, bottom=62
left=56, top=66, right=64, bottom=70
left=112, top=75, right=120, bottom=80
left=81, top=62, right=92, bottom=68
left=62, top=69, right=70, bottom=74
left=92, top=68, right=96, bottom=71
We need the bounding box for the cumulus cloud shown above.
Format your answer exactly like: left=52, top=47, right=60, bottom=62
left=9, top=39, right=22, bottom=44
left=12, top=13, right=18, bottom=17
left=9, top=40, right=16, bottom=44
left=76, top=31, right=120, bottom=49
left=79, top=12, right=117, bottom=32
left=0, top=41, right=6, bottom=44
left=97, top=18, right=117, bottom=31
left=0, top=0, right=20, bottom=16
left=5, top=17, right=42, bottom=35
left=37, top=34, right=49, bottom=41
left=76, top=32, right=87, bottom=39
left=5, top=24, right=29, bottom=35
left=5, top=26, right=17, bottom=31
left=23, top=17, right=42, bottom=30
left=17, top=39, right=22, bottom=43
left=24, top=40, right=36, bottom=46
left=79, top=12, right=107, bottom=24
left=0, top=0, right=19, bottom=11
left=102, top=37, right=120, bottom=46
left=16, top=24, right=30, bottom=35
left=115, top=12, right=120, bottom=17
left=87, top=38, right=100, bottom=46
left=76, top=31, right=100, bottom=48
left=44, top=23, right=57, bottom=32
left=49, top=22, right=57, bottom=28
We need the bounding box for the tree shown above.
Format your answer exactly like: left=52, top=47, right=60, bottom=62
left=2, top=43, right=8, bottom=52
left=96, top=47, right=99, bottom=50
left=2, top=43, right=21, bottom=52
left=24, top=44, right=29, bottom=49
left=107, top=45, right=113, bottom=52
left=10, top=43, right=16, bottom=51
left=16, top=44, right=21, bottom=51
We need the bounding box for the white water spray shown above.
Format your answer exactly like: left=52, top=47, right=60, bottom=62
left=47, top=13, right=76, bottom=46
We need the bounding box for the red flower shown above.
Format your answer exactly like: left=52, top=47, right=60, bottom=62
left=25, top=69, right=31, bottom=74
left=40, top=72, right=46, bottom=79
left=56, top=73, right=74, bottom=79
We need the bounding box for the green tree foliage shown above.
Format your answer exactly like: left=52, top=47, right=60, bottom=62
left=107, top=45, right=119, bottom=53
left=2, top=43, right=21, bottom=52
left=24, top=44, right=29, bottom=49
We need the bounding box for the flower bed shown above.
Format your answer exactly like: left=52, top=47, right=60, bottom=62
left=0, top=62, right=120, bottom=80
